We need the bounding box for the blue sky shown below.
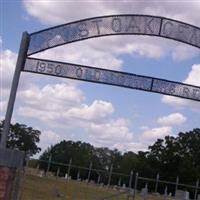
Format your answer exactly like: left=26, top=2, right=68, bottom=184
left=1, top=1, right=200, bottom=157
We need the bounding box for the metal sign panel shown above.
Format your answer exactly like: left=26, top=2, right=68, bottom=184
left=23, top=58, right=200, bottom=102
left=27, top=15, right=200, bottom=55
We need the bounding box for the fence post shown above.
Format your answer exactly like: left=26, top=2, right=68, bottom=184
left=129, top=170, right=133, bottom=188
left=108, top=164, right=113, bottom=186
left=175, top=176, right=179, bottom=195
left=25, top=156, right=30, bottom=168
left=164, top=186, right=168, bottom=200
left=144, top=183, right=148, bottom=200
left=194, top=179, right=199, bottom=200
left=97, top=174, right=101, bottom=184
left=87, top=162, right=92, bottom=183
left=118, top=177, right=121, bottom=186
left=46, top=154, right=52, bottom=175
left=128, top=170, right=133, bottom=198
left=77, top=170, right=80, bottom=181
left=36, top=163, right=39, bottom=169
left=133, top=172, right=138, bottom=199
left=56, top=167, right=60, bottom=178
left=67, top=158, right=72, bottom=180
left=155, top=173, right=159, bottom=193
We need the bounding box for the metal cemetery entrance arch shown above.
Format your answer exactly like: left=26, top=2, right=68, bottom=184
left=1, top=15, right=200, bottom=148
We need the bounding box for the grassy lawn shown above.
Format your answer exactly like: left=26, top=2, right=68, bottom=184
left=21, top=174, right=171, bottom=200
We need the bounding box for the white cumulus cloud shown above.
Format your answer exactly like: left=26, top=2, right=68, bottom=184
left=24, top=0, right=200, bottom=64
left=157, top=113, right=187, bottom=126
left=39, top=130, right=61, bottom=152
left=17, top=82, right=136, bottom=152
left=162, top=64, right=200, bottom=111
left=23, top=1, right=200, bottom=26
left=142, top=126, right=173, bottom=141
left=86, top=118, right=134, bottom=150
left=18, top=82, right=116, bottom=128
left=184, top=64, right=200, bottom=86
left=0, top=49, right=17, bottom=92
left=66, top=100, right=114, bottom=121
left=18, top=83, right=85, bottom=123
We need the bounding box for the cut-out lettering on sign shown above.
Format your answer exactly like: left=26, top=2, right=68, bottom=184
left=27, top=15, right=200, bottom=55
left=23, top=58, right=200, bottom=101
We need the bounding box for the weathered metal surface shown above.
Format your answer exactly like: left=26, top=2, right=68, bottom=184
left=27, top=15, right=200, bottom=55
left=23, top=58, right=200, bottom=102
left=0, top=148, right=24, bottom=169
left=0, top=32, right=30, bottom=149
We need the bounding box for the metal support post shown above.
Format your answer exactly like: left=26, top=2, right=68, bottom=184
left=56, top=167, right=60, bottom=178
left=194, top=179, right=199, bottom=200
left=87, top=162, right=92, bottom=183
left=133, top=172, right=138, bottom=199
left=46, top=154, right=52, bottom=174
left=67, top=158, right=72, bottom=180
left=155, top=173, right=159, bottom=193
left=108, top=164, right=113, bottom=186
left=0, top=32, right=29, bottom=148
left=175, top=176, right=179, bottom=195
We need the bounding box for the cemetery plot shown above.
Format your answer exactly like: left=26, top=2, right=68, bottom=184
left=21, top=157, right=200, bottom=200
left=21, top=174, right=129, bottom=200
left=21, top=174, right=174, bottom=200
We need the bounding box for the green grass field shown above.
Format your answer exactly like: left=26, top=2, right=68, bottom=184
left=20, top=174, right=171, bottom=200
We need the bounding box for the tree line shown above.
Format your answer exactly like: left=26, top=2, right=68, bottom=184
left=39, top=129, right=200, bottom=180
left=0, top=120, right=200, bottom=189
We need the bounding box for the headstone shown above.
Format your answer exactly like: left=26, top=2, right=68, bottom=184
left=122, top=184, right=126, bottom=189
left=140, top=184, right=148, bottom=200
left=197, top=194, right=200, bottom=200
left=185, top=191, right=189, bottom=200
left=64, top=173, right=68, bottom=179
left=152, top=192, right=160, bottom=196
left=100, top=183, right=104, bottom=188
left=164, top=186, right=168, bottom=200
left=175, top=190, right=189, bottom=200
left=77, top=171, right=80, bottom=180
left=118, top=178, right=121, bottom=186
left=129, top=189, right=134, bottom=196
left=46, top=171, right=54, bottom=177
left=38, top=171, right=44, bottom=177
left=113, top=185, right=117, bottom=190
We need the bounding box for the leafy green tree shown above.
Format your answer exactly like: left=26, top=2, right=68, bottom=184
left=39, top=128, right=200, bottom=188
left=147, top=129, right=200, bottom=180
left=0, top=120, right=41, bottom=156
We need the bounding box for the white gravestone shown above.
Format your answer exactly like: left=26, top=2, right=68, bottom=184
left=140, top=184, right=148, bottom=200
left=175, top=190, right=189, bottom=200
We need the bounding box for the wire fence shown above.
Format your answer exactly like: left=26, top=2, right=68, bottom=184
left=19, top=158, right=200, bottom=200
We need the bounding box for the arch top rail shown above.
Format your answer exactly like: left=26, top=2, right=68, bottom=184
left=27, top=14, right=200, bottom=55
